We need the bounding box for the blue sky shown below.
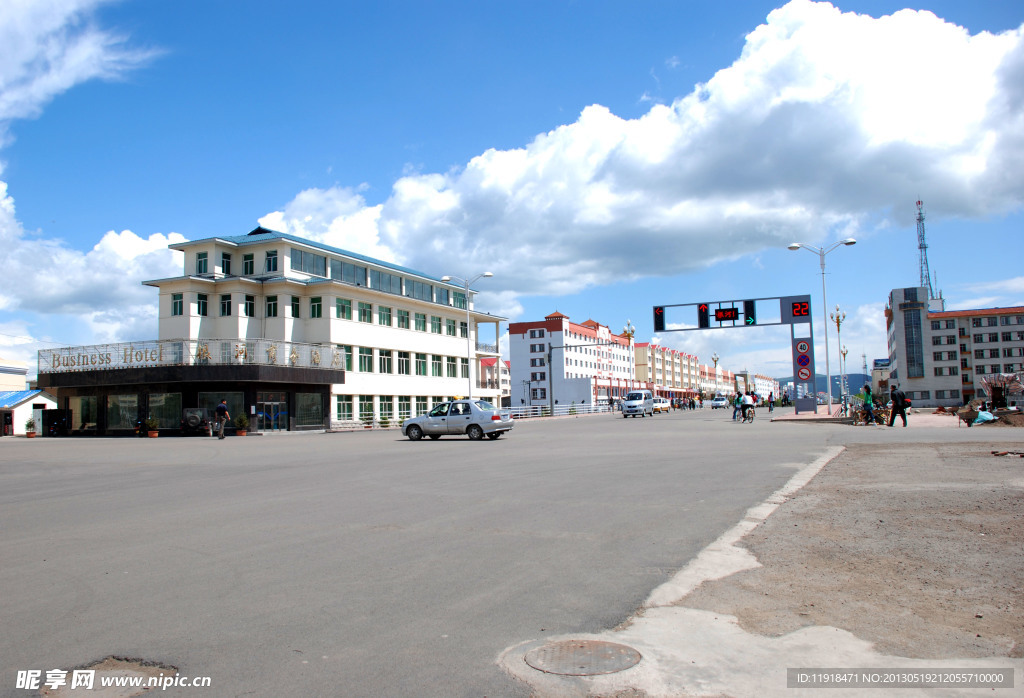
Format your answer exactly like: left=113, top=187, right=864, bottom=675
left=1, top=0, right=1023, bottom=382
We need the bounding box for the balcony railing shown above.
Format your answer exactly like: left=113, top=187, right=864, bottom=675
left=40, top=338, right=346, bottom=374
left=475, top=341, right=499, bottom=354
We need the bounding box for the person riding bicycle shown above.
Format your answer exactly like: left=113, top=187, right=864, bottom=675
left=741, top=392, right=754, bottom=421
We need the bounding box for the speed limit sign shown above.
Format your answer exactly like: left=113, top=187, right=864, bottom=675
left=796, top=340, right=810, bottom=354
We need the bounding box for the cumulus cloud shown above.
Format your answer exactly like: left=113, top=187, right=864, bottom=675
left=264, top=0, right=1024, bottom=307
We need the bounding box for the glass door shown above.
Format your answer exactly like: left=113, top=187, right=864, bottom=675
left=256, top=391, right=288, bottom=432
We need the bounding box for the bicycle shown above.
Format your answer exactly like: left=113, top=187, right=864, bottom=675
left=742, top=406, right=755, bottom=423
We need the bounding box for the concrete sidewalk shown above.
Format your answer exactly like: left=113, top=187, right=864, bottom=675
left=501, top=439, right=1024, bottom=697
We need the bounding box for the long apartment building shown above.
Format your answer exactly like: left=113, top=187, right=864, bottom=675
left=633, top=342, right=704, bottom=399
left=38, top=227, right=505, bottom=434
left=886, top=286, right=1024, bottom=408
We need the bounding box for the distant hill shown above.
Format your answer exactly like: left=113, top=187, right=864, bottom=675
left=775, top=373, right=870, bottom=395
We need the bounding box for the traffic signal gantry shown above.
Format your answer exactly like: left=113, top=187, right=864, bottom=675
left=651, top=295, right=820, bottom=414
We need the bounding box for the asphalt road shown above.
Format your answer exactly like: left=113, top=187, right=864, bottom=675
left=1, top=408, right=1012, bottom=697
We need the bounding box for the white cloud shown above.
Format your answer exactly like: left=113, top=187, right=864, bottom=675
left=264, top=0, right=1024, bottom=310
left=0, top=0, right=157, bottom=149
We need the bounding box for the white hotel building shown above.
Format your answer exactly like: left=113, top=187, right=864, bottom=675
left=38, top=227, right=505, bottom=434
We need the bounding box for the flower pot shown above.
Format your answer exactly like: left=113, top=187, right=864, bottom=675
left=26, top=432, right=36, bottom=439
left=148, top=431, right=159, bottom=438
left=236, top=430, right=247, bottom=436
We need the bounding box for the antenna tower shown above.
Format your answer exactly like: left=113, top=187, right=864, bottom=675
left=916, top=200, right=935, bottom=299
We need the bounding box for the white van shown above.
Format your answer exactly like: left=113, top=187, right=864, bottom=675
left=622, top=390, right=654, bottom=418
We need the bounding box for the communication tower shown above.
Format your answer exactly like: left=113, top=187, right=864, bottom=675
left=916, top=200, right=936, bottom=299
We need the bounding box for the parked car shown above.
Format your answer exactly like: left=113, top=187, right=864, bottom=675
left=402, top=399, right=514, bottom=440
left=622, top=390, right=654, bottom=418
left=180, top=407, right=213, bottom=436
left=653, top=397, right=671, bottom=413
left=710, top=396, right=730, bottom=409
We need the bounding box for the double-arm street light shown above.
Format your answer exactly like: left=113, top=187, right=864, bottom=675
left=788, top=238, right=856, bottom=409
left=440, top=271, right=493, bottom=399
left=711, top=352, right=720, bottom=397
left=831, top=305, right=847, bottom=400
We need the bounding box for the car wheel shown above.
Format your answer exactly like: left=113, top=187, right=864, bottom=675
left=487, top=432, right=501, bottom=440
left=467, top=425, right=484, bottom=441
left=406, top=425, right=423, bottom=441
left=428, top=434, right=441, bottom=440
left=623, top=414, right=628, bottom=419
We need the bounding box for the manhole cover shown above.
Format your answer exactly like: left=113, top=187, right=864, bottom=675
left=524, top=640, right=641, bottom=676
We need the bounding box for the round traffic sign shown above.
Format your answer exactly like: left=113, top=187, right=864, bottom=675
left=797, top=353, right=811, bottom=368
left=797, top=367, right=811, bottom=381
left=796, top=341, right=810, bottom=354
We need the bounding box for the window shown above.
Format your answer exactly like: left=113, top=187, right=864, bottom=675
left=415, top=396, right=428, bottom=416
left=329, top=259, right=368, bottom=286
left=358, top=302, right=373, bottom=322
left=171, top=293, right=183, bottom=316
left=435, top=288, right=449, bottom=305
left=530, top=358, right=546, bottom=367
left=415, top=353, right=428, bottom=376
left=379, top=396, right=394, bottom=422
left=336, top=345, right=353, bottom=371
left=398, top=351, right=411, bottom=375
left=378, top=306, right=392, bottom=326
left=961, top=358, right=970, bottom=369
left=1003, top=333, right=1013, bottom=342
left=398, top=396, right=411, bottom=420
left=531, top=372, right=546, bottom=381
left=197, top=293, right=208, bottom=317
left=460, top=358, right=469, bottom=378
left=359, top=395, right=374, bottom=422
left=931, top=335, right=942, bottom=346
left=243, top=253, right=254, bottom=275
left=530, top=344, right=544, bottom=352
left=446, top=356, right=457, bottom=377
left=460, top=321, right=468, bottom=339
left=310, top=297, right=322, bottom=318
left=453, top=291, right=467, bottom=309
left=987, top=317, right=998, bottom=326
left=405, top=280, right=433, bottom=302
left=989, top=349, right=1000, bottom=358
left=989, top=333, right=999, bottom=342
left=933, top=351, right=943, bottom=361
left=265, top=250, right=278, bottom=272
left=221, top=253, right=232, bottom=275
left=379, top=349, right=393, bottom=374
left=446, top=319, right=457, bottom=336
left=972, top=318, right=982, bottom=328
left=431, top=316, right=442, bottom=333
left=266, top=295, right=278, bottom=318
left=359, top=347, right=373, bottom=372
left=220, top=294, right=232, bottom=316
left=196, top=252, right=208, bottom=275
left=931, top=321, right=941, bottom=330
left=336, top=298, right=352, bottom=320
left=397, top=309, right=410, bottom=329
left=531, top=388, right=547, bottom=400
left=529, top=329, right=545, bottom=338
left=291, top=296, right=300, bottom=318
left=290, top=248, right=327, bottom=277
left=336, top=395, right=353, bottom=421
left=415, top=313, right=427, bottom=331
left=974, top=334, right=984, bottom=343
left=431, top=354, right=442, bottom=377
left=369, top=269, right=402, bottom=295
left=244, top=295, right=255, bottom=317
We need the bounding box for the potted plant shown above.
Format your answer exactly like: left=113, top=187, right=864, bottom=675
left=24, top=417, right=36, bottom=438
left=144, top=416, right=160, bottom=438
left=234, top=413, right=249, bottom=436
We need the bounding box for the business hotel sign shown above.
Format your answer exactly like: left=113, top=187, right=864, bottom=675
left=40, top=338, right=341, bottom=374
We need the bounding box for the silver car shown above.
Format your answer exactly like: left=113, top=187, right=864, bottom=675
left=402, top=400, right=514, bottom=441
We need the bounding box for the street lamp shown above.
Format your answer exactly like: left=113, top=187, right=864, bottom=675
left=840, top=344, right=849, bottom=403
left=440, top=272, right=493, bottom=399
left=788, top=238, right=856, bottom=410
left=831, top=305, right=847, bottom=401
left=711, top=352, right=719, bottom=397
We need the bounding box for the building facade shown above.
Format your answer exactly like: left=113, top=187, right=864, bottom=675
left=886, top=286, right=1024, bottom=407
left=508, top=312, right=638, bottom=409
left=633, top=342, right=702, bottom=399
left=37, top=227, right=506, bottom=434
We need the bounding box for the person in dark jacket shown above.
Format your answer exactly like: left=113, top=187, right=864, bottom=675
left=888, top=385, right=908, bottom=427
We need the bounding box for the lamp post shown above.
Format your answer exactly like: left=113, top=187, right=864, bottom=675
left=832, top=305, right=846, bottom=400
left=711, top=352, right=719, bottom=397
left=622, top=319, right=636, bottom=397
left=788, top=238, right=856, bottom=409
left=840, top=344, right=849, bottom=404
left=440, top=272, right=493, bottom=399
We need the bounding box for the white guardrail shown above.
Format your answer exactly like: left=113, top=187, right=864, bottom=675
left=330, top=402, right=616, bottom=430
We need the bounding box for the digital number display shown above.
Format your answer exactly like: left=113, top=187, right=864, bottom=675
left=715, top=307, right=739, bottom=321
left=791, top=301, right=810, bottom=317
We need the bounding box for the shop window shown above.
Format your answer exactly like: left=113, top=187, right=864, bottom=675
left=296, top=393, right=323, bottom=427
left=149, top=393, right=182, bottom=429
left=106, top=394, right=139, bottom=430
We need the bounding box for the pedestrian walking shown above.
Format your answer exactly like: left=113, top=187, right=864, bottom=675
left=214, top=399, right=231, bottom=439
left=888, top=385, right=908, bottom=427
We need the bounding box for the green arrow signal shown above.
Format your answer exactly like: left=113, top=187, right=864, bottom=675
left=745, top=315, right=755, bottom=325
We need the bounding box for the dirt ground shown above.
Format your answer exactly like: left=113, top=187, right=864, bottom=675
left=680, top=442, right=1024, bottom=660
